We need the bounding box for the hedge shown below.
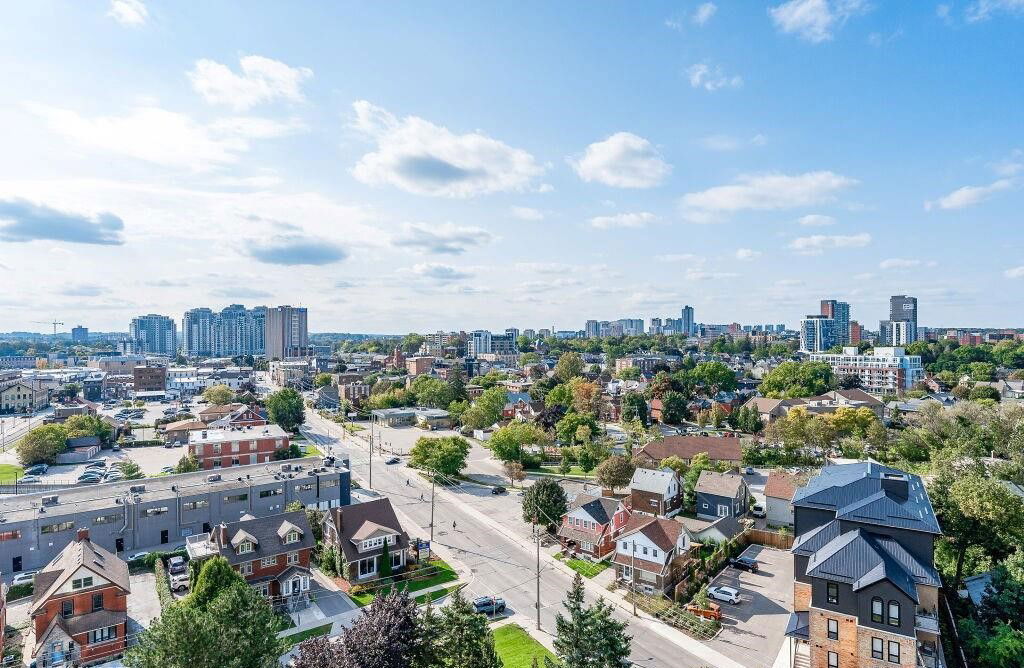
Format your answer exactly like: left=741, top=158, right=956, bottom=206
left=120, top=440, right=165, bottom=448
left=153, top=556, right=175, bottom=609
left=7, top=582, right=33, bottom=601
left=127, top=548, right=188, bottom=571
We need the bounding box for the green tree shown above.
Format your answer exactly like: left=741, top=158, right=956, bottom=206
left=434, top=589, right=501, bottom=668
left=683, top=452, right=713, bottom=503
left=545, top=383, right=573, bottom=409
left=461, top=386, right=507, bottom=430
left=759, top=361, right=835, bottom=398
left=553, top=574, right=631, bottom=668
left=595, top=455, right=634, bottom=493
left=446, top=399, right=469, bottom=425
left=522, top=477, right=568, bottom=529
left=489, top=422, right=549, bottom=463
left=970, top=385, right=1001, bottom=402
left=554, top=352, right=585, bottom=382
left=175, top=453, right=200, bottom=474
left=616, top=366, right=642, bottom=380
left=659, top=391, right=688, bottom=424
left=659, top=455, right=689, bottom=478
left=689, top=361, right=738, bottom=395
left=709, top=404, right=726, bottom=428
left=187, top=556, right=246, bottom=610
left=409, top=436, right=471, bottom=477
left=447, top=364, right=468, bottom=402
left=64, top=414, right=114, bottom=445
left=313, top=373, right=333, bottom=388
left=16, top=424, right=67, bottom=465
left=380, top=538, right=392, bottom=578
left=555, top=412, right=599, bottom=445
left=119, top=459, right=144, bottom=480
left=202, top=384, right=235, bottom=406
left=620, top=392, right=648, bottom=425
left=411, top=376, right=455, bottom=409
left=266, top=387, right=305, bottom=432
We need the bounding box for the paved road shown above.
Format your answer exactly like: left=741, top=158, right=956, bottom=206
left=301, top=410, right=725, bottom=668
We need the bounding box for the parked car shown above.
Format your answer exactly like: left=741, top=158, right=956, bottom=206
left=18, top=475, right=41, bottom=484
left=170, top=573, right=189, bottom=592
left=24, top=463, right=48, bottom=475
left=744, top=466, right=755, bottom=475
left=472, top=596, right=506, bottom=615
left=729, top=556, right=760, bottom=573
left=160, top=466, right=175, bottom=474
left=128, top=551, right=150, bottom=561
left=385, top=457, right=400, bottom=465
left=490, top=486, right=507, bottom=495
left=11, top=570, right=38, bottom=586
left=684, top=601, right=722, bottom=621
left=708, top=586, right=741, bottom=604
left=168, top=556, right=187, bottom=575
left=750, top=504, right=766, bottom=518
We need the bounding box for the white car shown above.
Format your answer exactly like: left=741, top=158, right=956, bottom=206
left=751, top=504, right=767, bottom=518
left=708, top=586, right=741, bottom=604
left=170, top=573, right=190, bottom=592
left=11, top=571, right=38, bottom=586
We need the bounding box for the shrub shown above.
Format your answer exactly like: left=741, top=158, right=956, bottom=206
left=349, top=584, right=366, bottom=596
left=153, top=557, right=175, bottom=609
left=7, top=582, right=33, bottom=601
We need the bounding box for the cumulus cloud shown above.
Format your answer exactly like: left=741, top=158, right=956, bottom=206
left=768, top=0, right=870, bottom=43
left=510, top=206, right=544, bottom=221
left=879, top=258, right=937, bottom=270
left=797, top=213, right=837, bottom=226
left=589, top=212, right=656, bottom=229
left=569, top=132, right=671, bottom=188
left=680, top=171, right=856, bottom=222
left=789, top=233, right=871, bottom=255
left=247, top=235, right=347, bottom=265
left=349, top=101, right=542, bottom=197
left=1005, top=266, right=1024, bottom=279
left=410, top=262, right=471, bottom=281
left=925, top=178, right=1015, bottom=210
left=28, top=103, right=297, bottom=170
left=188, top=56, right=313, bottom=111
left=693, top=3, right=718, bottom=25
left=687, top=63, right=743, bottom=91
left=390, top=222, right=493, bottom=255
left=735, top=248, right=762, bottom=260
left=0, top=199, right=125, bottom=245
left=108, top=0, right=147, bottom=26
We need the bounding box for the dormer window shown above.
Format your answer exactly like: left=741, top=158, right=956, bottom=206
left=284, top=531, right=299, bottom=545
left=238, top=541, right=253, bottom=554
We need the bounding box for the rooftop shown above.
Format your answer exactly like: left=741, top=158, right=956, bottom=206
left=695, top=470, right=746, bottom=497
left=189, top=423, right=289, bottom=444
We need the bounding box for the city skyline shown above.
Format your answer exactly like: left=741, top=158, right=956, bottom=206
left=1, top=2, right=1023, bottom=332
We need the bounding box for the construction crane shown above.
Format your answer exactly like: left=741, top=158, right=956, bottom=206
left=32, top=320, right=64, bottom=336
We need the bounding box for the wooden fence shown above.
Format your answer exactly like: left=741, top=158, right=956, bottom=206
left=744, top=528, right=795, bottom=550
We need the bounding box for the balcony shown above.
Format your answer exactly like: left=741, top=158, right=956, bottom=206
left=917, top=638, right=945, bottom=668
left=915, top=610, right=941, bottom=635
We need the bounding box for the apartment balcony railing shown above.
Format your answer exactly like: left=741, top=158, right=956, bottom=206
left=915, top=610, right=941, bottom=635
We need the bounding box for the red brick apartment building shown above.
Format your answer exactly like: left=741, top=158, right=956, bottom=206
left=187, top=423, right=290, bottom=469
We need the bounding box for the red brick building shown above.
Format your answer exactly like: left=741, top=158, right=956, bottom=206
left=185, top=510, right=315, bottom=611
left=0, top=573, right=6, bottom=664
left=557, top=494, right=631, bottom=559
left=29, top=528, right=130, bottom=666
left=187, top=424, right=291, bottom=470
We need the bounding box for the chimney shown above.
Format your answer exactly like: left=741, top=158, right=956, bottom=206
left=881, top=472, right=909, bottom=500
left=219, top=523, right=228, bottom=545
left=76, top=528, right=90, bottom=542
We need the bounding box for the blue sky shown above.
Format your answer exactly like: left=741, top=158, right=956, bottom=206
left=0, top=0, right=1021, bottom=333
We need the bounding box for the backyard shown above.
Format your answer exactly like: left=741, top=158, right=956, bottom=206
left=348, top=557, right=459, bottom=607
left=493, top=623, right=556, bottom=668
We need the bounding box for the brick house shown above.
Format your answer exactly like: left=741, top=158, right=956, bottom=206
left=29, top=528, right=130, bottom=667
left=628, top=468, right=684, bottom=518
left=187, top=424, right=290, bottom=470
left=634, top=435, right=742, bottom=469
left=160, top=418, right=207, bottom=445
left=323, top=498, right=410, bottom=583
left=557, top=494, right=630, bottom=559
left=198, top=402, right=267, bottom=427
left=185, top=510, right=314, bottom=611
left=694, top=470, right=749, bottom=521
left=785, top=462, right=944, bottom=668
left=612, top=516, right=694, bottom=596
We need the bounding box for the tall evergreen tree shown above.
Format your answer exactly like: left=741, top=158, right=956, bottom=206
left=433, top=589, right=501, bottom=668
left=553, top=574, right=632, bottom=668
left=447, top=364, right=468, bottom=401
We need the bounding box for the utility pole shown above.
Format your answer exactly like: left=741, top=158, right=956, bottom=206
left=429, top=474, right=436, bottom=547
left=534, top=517, right=541, bottom=631
left=631, top=540, right=637, bottom=616
left=368, top=414, right=373, bottom=489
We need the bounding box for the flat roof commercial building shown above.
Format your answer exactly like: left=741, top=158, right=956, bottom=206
left=0, top=457, right=350, bottom=573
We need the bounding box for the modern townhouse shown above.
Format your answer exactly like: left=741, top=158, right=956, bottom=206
left=323, top=498, right=410, bottom=584
left=0, top=457, right=350, bottom=573
left=557, top=494, right=630, bottom=559
left=613, top=515, right=695, bottom=596
left=784, top=462, right=944, bottom=668
left=694, top=470, right=749, bottom=521
left=188, top=424, right=289, bottom=470
left=629, top=467, right=684, bottom=518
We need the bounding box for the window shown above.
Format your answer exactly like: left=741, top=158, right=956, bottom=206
left=225, top=493, right=248, bottom=503
left=259, top=488, right=283, bottom=498
left=62, top=600, right=74, bottom=618
left=41, top=521, right=74, bottom=534
left=287, top=552, right=299, bottom=565
left=297, top=483, right=314, bottom=492
left=871, top=637, right=883, bottom=660
left=88, top=626, right=117, bottom=644
left=621, top=541, right=628, bottom=550
left=0, top=529, right=20, bottom=541
left=238, top=541, right=253, bottom=554
left=887, top=641, right=900, bottom=663
left=143, top=506, right=169, bottom=517
left=261, top=556, right=277, bottom=567
left=239, top=562, right=253, bottom=575
left=358, top=557, right=376, bottom=577
left=871, top=597, right=884, bottom=623
left=182, top=499, right=209, bottom=511
left=92, top=593, right=104, bottom=612
left=827, top=651, right=838, bottom=668
left=71, top=576, right=94, bottom=590
left=391, top=551, right=402, bottom=568
left=284, top=530, right=299, bottom=544
left=826, top=582, right=839, bottom=605
left=702, top=502, right=709, bottom=509
left=652, top=549, right=659, bottom=558
left=321, top=478, right=339, bottom=488
left=888, top=600, right=901, bottom=626
left=827, top=618, right=838, bottom=640
left=93, top=514, right=120, bottom=525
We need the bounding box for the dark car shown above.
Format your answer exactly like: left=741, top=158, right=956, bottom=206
left=473, top=596, right=506, bottom=615
left=729, top=556, right=759, bottom=573
left=167, top=556, right=187, bottom=575
left=385, top=457, right=400, bottom=465
left=491, top=486, right=507, bottom=495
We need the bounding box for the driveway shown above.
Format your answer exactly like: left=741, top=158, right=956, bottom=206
left=707, top=544, right=793, bottom=668
left=127, top=572, right=162, bottom=634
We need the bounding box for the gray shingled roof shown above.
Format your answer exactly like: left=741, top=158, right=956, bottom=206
left=793, top=462, right=940, bottom=534
left=212, top=510, right=314, bottom=566
left=568, top=493, right=620, bottom=526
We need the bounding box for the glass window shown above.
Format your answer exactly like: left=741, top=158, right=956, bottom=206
left=261, top=556, right=277, bottom=567
left=888, top=600, right=901, bottom=626
left=71, top=576, right=94, bottom=590
left=826, top=582, right=838, bottom=605
left=92, top=593, right=103, bottom=612
left=827, top=618, right=838, bottom=640
left=827, top=651, right=838, bottom=668
left=871, top=597, right=883, bottom=623
left=238, top=541, right=253, bottom=554
left=871, top=637, right=883, bottom=660
left=888, top=641, right=900, bottom=663
left=61, top=600, right=73, bottom=618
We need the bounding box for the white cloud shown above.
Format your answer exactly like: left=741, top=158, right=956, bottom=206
left=796, top=213, right=837, bottom=226
left=991, top=150, right=1023, bottom=177
left=925, top=178, right=1014, bottom=210
left=350, top=101, right=543, bottom=198
left=685, top=268, right=739, bottom=281
left=27, top=104, right=296, bottom=170
left=1005, top=266, right=1024, bottom=279
left=108, top=0, right=147, bottom=26
left=699, top=134, right=767, bottom=151
left=687, top=63, right=743, bottom=91
left=789, top=232, right=871, bottom=255
left=966, top=0, right=1024, bottom=22
left=410, top=262, right=472, bottom=281
left=569, top=132, right=671, bottom=188
left=693, top=2, right=718, bottom=25
left=510, top=206, right=544, bottom=221
left=775, top=278, right=805, bottom=287
left=655, top=253, right=704, bottom=263
left=390, top=222, right=493, bottom=255
left=589, top=212, right=656, bottom=229
left=188, top=56, right=313, bottom=111
left=735, top=248, right=762, bottom=260
left=768, top=0, right=870, bottom=43
left=853, top=272, right=875, bottom=280
left=680, top=171, right=856, bottom=222
left=879, top=258, right=937, bottom=270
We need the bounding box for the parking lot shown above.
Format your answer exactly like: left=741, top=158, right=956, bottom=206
left=707, top=545, right=793, bottom=668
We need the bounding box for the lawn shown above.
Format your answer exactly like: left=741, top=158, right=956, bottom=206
left=349, top=558, right=459, bottom=607
left=0, top=464, right=25, bottom=483
left=554, top=553, right=610, bottom=578
left=284, top=622, right=333, bottom=646
left=493, top=624, right=556, bottom=668
left=301, top=443, right=324, bottom=456
left=536, top=466, right=596, bottom=478
left=414, top=584, right=460, bottom=605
